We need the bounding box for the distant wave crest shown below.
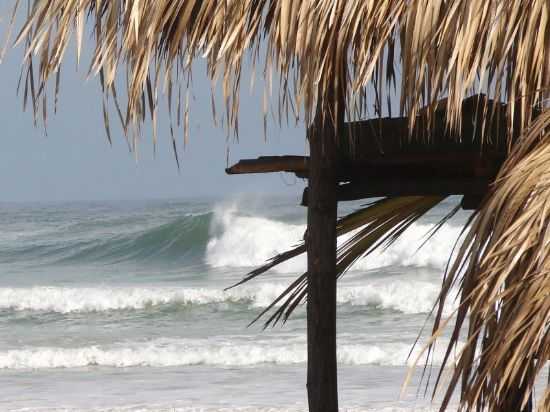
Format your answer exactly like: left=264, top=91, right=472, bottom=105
left=2, top=202, right=463, bottom=271
left=0, top=281, right=456, bottom=315
left=0, top=337, right=459, bottom=370
left=1, top=212, right=212, bottom=265
left=8, top=405, right=444, bottom=412
left=206, top=206, right=462, bottom=272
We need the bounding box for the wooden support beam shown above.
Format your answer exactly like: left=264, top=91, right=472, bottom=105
left=305, top=51, right=346, bottom=411
left=226, top=153, right=502, bottom=181
left=461, top=194, right=486, bottom=210
left=226, top=96, right=509, bottom=207
left=225, top=156, right=308, bottom=175
left=306, top=120, right=339, bottom=412
left=306, top=118, right=339, bottom=411
left=300, top=176, right=493, bottom=205
left=339, top=94, right=511, bottom=162
left=337, top=177, right=491, bottom=199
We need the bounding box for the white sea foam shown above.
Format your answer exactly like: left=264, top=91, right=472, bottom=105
left=337, top=281, right=456, bottom=315
left=8, top=406, right=445, bottom=412
left=205, top=206, right=463, bottom=272
left=205, top=204, right=306, bottom=272
left=0, top=281, right=456, bottom=315
left=0, top=337, right=459, bottom=370
left=0, top=286, right=227, bottom=313
left=9, top=406, right=446, bottom=412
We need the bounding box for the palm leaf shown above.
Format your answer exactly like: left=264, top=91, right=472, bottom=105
left=7, top=1, right=549, bottom=146
left=417, top=109, right=550, bottom=412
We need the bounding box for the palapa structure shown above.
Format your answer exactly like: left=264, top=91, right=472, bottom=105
left=3, top=1, right=549, bottom=411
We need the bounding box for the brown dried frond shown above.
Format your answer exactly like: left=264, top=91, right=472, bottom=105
left=539, top=388, right=550, bottom=412
left=6, top=0, right=549, bottom=147
left=426, top=109, right=550, bottom=411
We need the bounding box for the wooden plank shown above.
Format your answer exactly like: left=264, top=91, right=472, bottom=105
left=339, top=94, right=511, bottom=161
left=225, top=155, right=308, bottom=175
left=301, top=177, right=492, bottom=206
left=338, top=154, right=502, bottom=180
left=226, top=153, right=502, bottom=180
left=337, top=178, right=491, bottom=199
left=226, top=94, right=511, bottom=210
left=225, top=95, right=508, bottom=182
left=461, top=194, right=486, bottom=210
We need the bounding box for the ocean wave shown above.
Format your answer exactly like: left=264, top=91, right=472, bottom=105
left=8, top=406, right=445, bottom=412
left=1, top=212, right=212, bottom=265
left=0, top=281, right=455, bottom=315
left=337, top=281, right=455, bottom=315
left=2, top=202, right=463, bottom=272
left=205, top=205, right=306, bottom=271
left=206, top=206, right=463, bottom=272
left=8, top=406, right=446, bottom=412
left=0, top=337, right=458, bottom=370
left=0, top=286, right=228, bottom=313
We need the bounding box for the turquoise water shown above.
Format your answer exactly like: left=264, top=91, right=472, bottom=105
left=0, top=196, right=471, bottom=411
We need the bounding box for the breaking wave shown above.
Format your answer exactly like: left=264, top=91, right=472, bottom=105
left=8, top=409, right=445, bottom=412
left=206, top=206, right=463, bottom=272
left=7, top=409, right=445, bottom=412
left=7, top=406, right=445, bottom=412
left=0, top=281, right=456, bottom=315
left=0, top=212, right=212, bottom=265
left=0, top=337, right=459, bottom=370
left=2, top=201, right=463, bottom=272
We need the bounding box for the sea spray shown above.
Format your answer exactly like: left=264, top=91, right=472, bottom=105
left=0, top=201, right=464, bottom=270
left=205, top=205, right=463, bottom=271
left=6, top=405, right=447, bottom=412
left=205, top=202, right=306, bottom=271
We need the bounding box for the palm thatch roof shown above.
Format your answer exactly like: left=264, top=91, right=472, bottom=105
left=7, top=1, right=549, bottom=137
left=3, top=1, right=550, bottom=411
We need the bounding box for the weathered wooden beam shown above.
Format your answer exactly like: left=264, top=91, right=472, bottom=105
left=337, top=177, right=491, bottom=199
left=226, top=95, right=510, bottom=212
left=305, top=51, right=346, bottom=411
left=225, top=96, right=508, bottom=184
left=339, top=94, right=511, bottom=162
left=226, top=153, right=503, bottom=181
left=306, top=117, right=339, bottom=412
left=339, top=155, right=502, bottom=181
left=461, top=194, right=486, bottom=210
left=301, top=177, right=492, bottom=207
left=225, top=156, right=308, bottom=175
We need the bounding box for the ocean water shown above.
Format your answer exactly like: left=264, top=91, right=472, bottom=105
left=0, top=196, right=472, bottom=412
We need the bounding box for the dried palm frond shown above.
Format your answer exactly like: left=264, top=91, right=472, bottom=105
left=235, top=196, right=447, bottom=328
left=5, top=1, right=549, bottom=148
left=424, top=109, right=550, bottom=411
left=539, top=388, right=550, bottom=412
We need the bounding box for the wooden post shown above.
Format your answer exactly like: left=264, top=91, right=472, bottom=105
left=306, top=107, right=340, bottom=411
left=304, top=11, right=345, bottom=404
left=306, top=48, right=347, bottom=406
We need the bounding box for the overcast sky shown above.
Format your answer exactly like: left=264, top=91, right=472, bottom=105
left=0, top=6, right=307, bottom=203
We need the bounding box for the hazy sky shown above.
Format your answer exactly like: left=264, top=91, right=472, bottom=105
left=0, top=6, right=307, bottom=202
